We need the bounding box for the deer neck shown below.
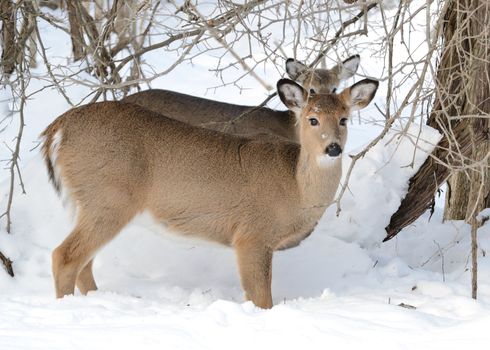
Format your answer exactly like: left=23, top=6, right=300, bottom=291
left=295, top=147, right=342, bottom=216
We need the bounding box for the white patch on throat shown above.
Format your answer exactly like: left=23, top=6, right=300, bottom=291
left=316, top=154, right=341, bottom=168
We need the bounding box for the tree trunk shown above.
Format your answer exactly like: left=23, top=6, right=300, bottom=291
left=385, top=0, right=490, bottom=241
left=444, top=172, right=471, bottom=220
left=1, top=0, right=16, bottom=75
left=447, top=0, right=489, bottom=223
left=66, top=1, right=85, bottom=61
left=445, top=34, right=490, bottom=222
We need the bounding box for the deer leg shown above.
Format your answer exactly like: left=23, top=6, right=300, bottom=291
left=234, top=238, right=273, bottom=309
left=52, top=211, right=131, bottom=298
left=52, top=226, right=90, bottom=298
left=76, top=259, right=97, bottom=295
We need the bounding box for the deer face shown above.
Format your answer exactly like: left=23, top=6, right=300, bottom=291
left=285, top=55, right=361, bottom=94
left=277, top=78, right=379, bottom=167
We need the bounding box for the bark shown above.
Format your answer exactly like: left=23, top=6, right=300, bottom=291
left=444, top=172, right=470, bottom=220
left=385, top=0, right=490, bottom=241
left=39, top=1, right=63, bottom=10
left=1, top=0, right=37, bottom=72
left=66, top=0, right=85, bottom=61
left=384, top=122, right=487, bottom=241
left=0, top=250, right=14, bottom=277
left=1, top=0, right=16, bottom=75
left=445, top=0, right=490, bottom=222
left=21, top=1, right=37, bottom=69
left=464, top=0, right=490, bottom=219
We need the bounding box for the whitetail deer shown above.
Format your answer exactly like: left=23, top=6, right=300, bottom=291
left=122, top=55, right=360, bottom=141
left=42, top=77, right=378, bottom=309
left=286, top=55, right=360, bottom=94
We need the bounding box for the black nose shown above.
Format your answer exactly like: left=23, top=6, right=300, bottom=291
left=326, top=143, right=342, bottom=157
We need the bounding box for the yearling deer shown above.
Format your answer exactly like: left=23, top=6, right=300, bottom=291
left=43, top=77, right=378, bottom=309
left=285, top=55, right=360, bottom=94
left=122, top=55, right=360, bottom=141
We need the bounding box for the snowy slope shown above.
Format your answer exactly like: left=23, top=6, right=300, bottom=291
left=1, top=1, right=490, bottom=349
left=2, top=127, right=490, bottom=349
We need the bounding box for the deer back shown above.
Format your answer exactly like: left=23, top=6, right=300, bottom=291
left=123, top=89, right=296, bottom=141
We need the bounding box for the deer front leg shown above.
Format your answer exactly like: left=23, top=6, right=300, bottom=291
left=234, top=237, right=273, bottom=309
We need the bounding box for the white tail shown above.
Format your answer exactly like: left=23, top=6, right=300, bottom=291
left=43, top=78, right=378, bottom=308
left=122, top=56, right=361, bottom=141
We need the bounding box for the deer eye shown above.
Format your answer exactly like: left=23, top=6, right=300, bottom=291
left=332, top=88, right=337, bottom=93
left=309, top=89, right=316, bottom=94
left=339, top=118, right=347, bottom=126
left=309, top=118, right=319, bottom=126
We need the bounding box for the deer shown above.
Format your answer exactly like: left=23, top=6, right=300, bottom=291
left=122, top=55, right=360, bottom=141
left=42, top=77, right=378, bottom=309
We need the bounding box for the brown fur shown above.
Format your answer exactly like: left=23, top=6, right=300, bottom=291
left=123, top=89, right=297, bottom=141
left=286, top=55, right=360, bottom=94
left=291, top=66, right=341, bottom=94
left=43, top=78, right=377, bottom=309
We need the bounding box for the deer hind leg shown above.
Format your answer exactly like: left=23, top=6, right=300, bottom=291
left=234, top=237, right=273, bottom=309
left=76, top=259, right=97, bottom=295
left=52, top=209, right=133, bottom=298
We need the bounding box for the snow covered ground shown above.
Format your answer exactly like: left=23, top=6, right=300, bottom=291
left=1, top=2, right=490, bottom=349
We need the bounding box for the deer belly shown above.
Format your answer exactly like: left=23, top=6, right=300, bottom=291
left=131, top=210, right=232, bottom=247
left=274, top=226, right=316, bottom=251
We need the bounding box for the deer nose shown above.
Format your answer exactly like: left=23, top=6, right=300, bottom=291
left=326, top=143, right=342, bottom=157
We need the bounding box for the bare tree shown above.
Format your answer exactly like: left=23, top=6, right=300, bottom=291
left=385, top=0, right=490, bottom=241
left=0, top=0, right=36, bottom=276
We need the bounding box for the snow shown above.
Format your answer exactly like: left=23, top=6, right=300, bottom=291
left=2, top=2, right=490, bottom=349
left=477, top=208, right=490, bottom=222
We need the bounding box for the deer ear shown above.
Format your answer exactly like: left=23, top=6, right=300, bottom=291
left=335, top=55, right=360, bottom=81
left=342, top=79, right=378, bottom=112
left=285, top=58, right=308, bottom=80
left=277, top=79, right=307, bottom=113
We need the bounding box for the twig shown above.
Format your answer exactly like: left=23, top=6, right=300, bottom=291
left=221, top=92, right=277, bottom=129
left=1, top=60, right=27, bottom=233
left=433, top=240, right=446, bottom=282
left=33, top=9, right=74, bottom=107
left=311, top=2, right=378, bottom=67
left=471, top=216, right=479, bottom=299
left=187, top=1, right=272, bottom=91
left=228, top=1, right=379, bottom=123
left=398, top=303, right=416, bottom=310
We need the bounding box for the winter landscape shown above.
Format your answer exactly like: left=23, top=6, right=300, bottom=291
left=1, top=1, right=489, bottom=349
